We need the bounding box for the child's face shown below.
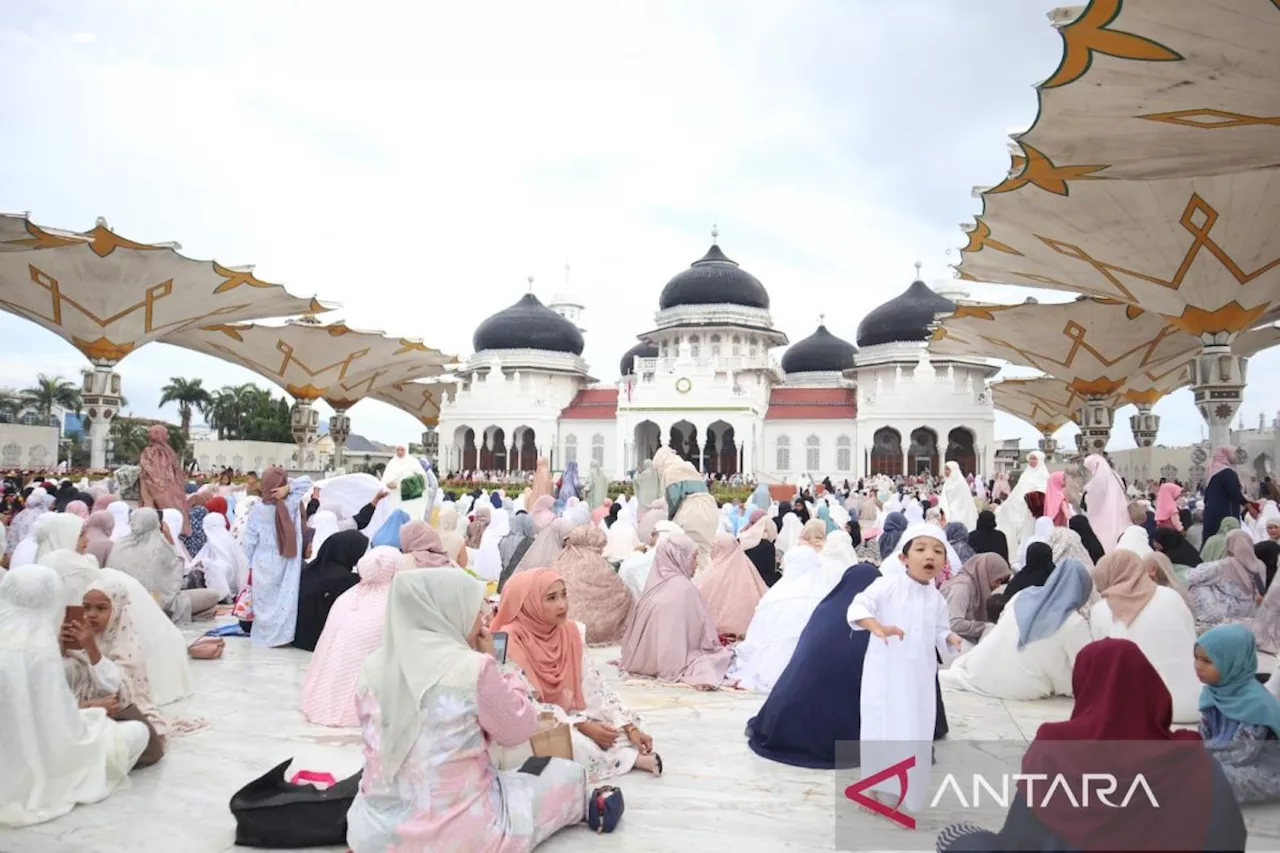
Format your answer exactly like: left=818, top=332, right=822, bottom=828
left=903, top=536, right=946, bottom=584
left=1193, top=644, right=1219, bottom=685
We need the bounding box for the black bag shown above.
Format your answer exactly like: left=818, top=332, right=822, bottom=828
left=229, top=759, right=361, bottom=848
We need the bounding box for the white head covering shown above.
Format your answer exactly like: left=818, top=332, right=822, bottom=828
left=308, top=510, right=340, bottom=557
left=161, top=507, right=191, bottom=566
left=1115, top=525, right=1154, bottom=559
left=194, top=512, right=250, bottom=600
left=565, top=502, right=591, bottom=528
left=996, top=451, right=1050, bottom=556
left=776, top=513, right=804, bottom=553
left=472, top=508, right=510, bottom=581
left=106, top=501, right=131, bottom=541
left=35, top=513, right=83, bottom=563
left=876, top=523, right=951, bottom=579
left=604, top=520, right=642, bottom=562
left=358, top=568, right=487, bottom=776
left=37, top=549, right=104, bottom=607
left=940, top=461, right=979, bottom=531
left=904, top=499, right=924, bottom=525
left=820, top=529, right=859, bottom=568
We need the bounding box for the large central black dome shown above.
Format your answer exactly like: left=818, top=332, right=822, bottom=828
left=781, top=324, right=857, bottom=373
left=658, top=243, right=770, bottom=310
left=856, top=279, right=956, bottom=348
left=472, top=293, right=585, bottom=355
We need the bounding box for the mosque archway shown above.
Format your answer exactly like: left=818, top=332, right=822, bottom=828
left=513, top=426, right=537, bottom=472
left=909, top=427, right=939, bottom=476
left=670, top=420, right=699, bottom=467
left=633, top=420, right=660, bottom=468
left=481, top=426, right=506, bottom=471
left=870, top=427, right=903, bottom=477
left=945, top=427, right=977, bottom=476
left=456, top=426, right=477, bottom=471
left=705, top=420, right=737, bottom=476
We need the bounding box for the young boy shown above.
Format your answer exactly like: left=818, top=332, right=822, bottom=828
left=848, top=524, right=962, bottom=814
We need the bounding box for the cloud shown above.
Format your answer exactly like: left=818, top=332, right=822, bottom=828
left=1, top=0, right=1273, bottom=455
left=70, top=32, right=95, bottom=44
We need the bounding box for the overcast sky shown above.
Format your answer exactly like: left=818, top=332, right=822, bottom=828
left=2, top=0, right=1275, bottom=450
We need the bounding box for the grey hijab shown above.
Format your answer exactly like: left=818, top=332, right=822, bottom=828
left=1013, top=557, right=1092, bottom=649
left=499, top=513, right=536, bottom=574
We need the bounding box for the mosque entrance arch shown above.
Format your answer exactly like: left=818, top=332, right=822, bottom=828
left=945, top=427, right=977, bottom=476
left=456, top=426, right=477, bottom=471
left=513, top=426, right=537, bottom=472
left=705, top=420, right=737, bottom=476
left=909, top=427, right=939, bottom=476
left=670, top=420, right=699, bottom=468
left=870, top=427, right=903, bottom=477
left=481, top=426, right=506, bottom=471
left=633, top=421, right=660, bottom=468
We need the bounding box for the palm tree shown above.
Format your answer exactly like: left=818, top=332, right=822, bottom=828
left=20, top=374, right=81, bottom=422
left=0, top=390, right=20, bottom=423
left=159, top=377, right=213, bottom=438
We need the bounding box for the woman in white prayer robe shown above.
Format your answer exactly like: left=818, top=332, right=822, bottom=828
left=379, top=445, right=427, bottom=520
left=473, top=507, right=509, bottom=582
left=619, top=520, right=681, bottom=600
left=106, top=501, right=131, bottom=541
left=847, top=525, right=961, bottom=814
left=1087, top=550, right=1200, bottom=722
left=192, top=512, right=250, bottom=602
left=0, top=564, right=150, bottom=827
left=940, top=558, right=1093, bottom=701
left=939, top=461, right=978, bottom=531
left=995, top=450, right=1049, bottom=560
left=729, top=520, right=841, bottom=693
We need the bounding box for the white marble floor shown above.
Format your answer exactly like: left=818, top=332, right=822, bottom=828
left=4, top=628, right=1280, bottom=853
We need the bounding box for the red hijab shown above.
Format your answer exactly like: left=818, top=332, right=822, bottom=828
left=1021, top=638, right=1211, bottom=850
left=490, top=568, right=585, bottom=712
left=204, top=496, right=228, bottom=520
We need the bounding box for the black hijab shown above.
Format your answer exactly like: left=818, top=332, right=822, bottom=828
left=1255, top=541, right=1280, bottom=591
left=1068, top=515, right=1106, bottom=564
left=967, top=510, right=1009, bottom=562
left=293, top=530, right=368, bottom=651
left=1150, top=527, right=1202, bottom=570
left=604, top=503, right=620, bottom=528
left=1003, top=541, right=1055, bottom=600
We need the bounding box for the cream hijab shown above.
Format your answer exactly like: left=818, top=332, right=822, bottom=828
left=358, top=569, right=487, bottom=776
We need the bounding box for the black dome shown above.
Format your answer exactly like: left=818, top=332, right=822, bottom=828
left=658, top=243, right=770, bottom=310
left=619, top=341, right=659, bottom=375
left=781, top=324, right=857, bottom=373
left=856, top=279, right=956, bottom=348
left=472, top=293, right=585, bottom=355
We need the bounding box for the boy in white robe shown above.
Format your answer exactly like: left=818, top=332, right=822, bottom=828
left=847, top=524, right=961, bottom=814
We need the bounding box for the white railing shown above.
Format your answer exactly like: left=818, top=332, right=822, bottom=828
left=632, top=355, right=777, bottom=375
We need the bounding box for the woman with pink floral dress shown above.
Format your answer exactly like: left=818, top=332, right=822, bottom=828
left=347, top=569, right=591, bottom=852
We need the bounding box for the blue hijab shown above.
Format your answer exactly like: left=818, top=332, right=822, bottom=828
left=1198, top=624, right=1280, bottom=736
left=817, top=504, right=837, bottom=534
left=371, top=509, right=410, bottom=549
left=1013, top=557, right=1092, bottom=649
left=746, top=564, right=879, bottom=769
left=878, top=512, right=908, bottom=560
left=750, top=483, right=771, bottom=511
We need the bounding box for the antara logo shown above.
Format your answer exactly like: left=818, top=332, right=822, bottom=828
left=931, top=773, right=1160, bottom=810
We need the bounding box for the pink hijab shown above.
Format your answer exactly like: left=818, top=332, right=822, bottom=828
left=1155, top=482, right=1183, bottom=529
left=1206, top=445, right=1237, bottom=482
left=399, top=520, right=451, bottom=568
left=65, top=500, right=89, bottom=520
left=299, top=546, right=410, bottom=727
left=697, top=531, right=767, bottom=636
left=82, top=510, right=115, bottom=567
left=620, top=534, right=734, bottom=688
left=530, top=495, right=556, bottom=531
left=1084, top=454, right=1129, bottom=554
left=91, top=493, right=117, bottom=513
left=1043, top=471, right=1069, bottom=525
left=551, top=526, right=632, bottom=644
left=591, top=501, right=610, bottom=525
left=1208, top=529, right=1266, bottom=598
left=138, top=423, right=190, bottom=534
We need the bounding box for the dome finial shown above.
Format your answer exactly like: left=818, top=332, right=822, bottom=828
left=818, top=312, right=826, bottom=326
left=914, top=260, right=922, bottom=280
left=711, top=223, right=719, bottom=244
left=564, top=261, right=570, bottom=285
left=527, top=275, right=534, bottom=293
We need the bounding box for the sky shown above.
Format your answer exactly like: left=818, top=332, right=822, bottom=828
left=1, top=0, right=1275, bottom=450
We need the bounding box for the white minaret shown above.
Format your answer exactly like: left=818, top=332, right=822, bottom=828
left=547, top=262, right=587, bottom=335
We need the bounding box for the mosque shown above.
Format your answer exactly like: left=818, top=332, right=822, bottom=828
left=435, top=233, right=998, bottom=482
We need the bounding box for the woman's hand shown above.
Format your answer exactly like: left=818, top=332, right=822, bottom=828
left=474, top=625, right=496, bottom=657
left=945, top=632, right=964, bottom=652
left=272, top=485, right=290, bottom=500
left=576, top=721, right=620, bottom=750
left=61, top=620, right=100, bottom=663
left=385, top=481, right=398, bottom=491
left=82, top=696, right=120, bottom=714
left=626, top=726, right=653, bottom=754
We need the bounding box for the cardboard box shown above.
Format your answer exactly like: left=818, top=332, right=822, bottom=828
left=529, top=723, right=574, bottom=760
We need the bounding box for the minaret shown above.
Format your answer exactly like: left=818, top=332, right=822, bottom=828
left=547, top=261, right=587, bottom=335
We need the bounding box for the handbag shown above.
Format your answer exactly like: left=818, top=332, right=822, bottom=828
left=400, top=473, right=425, bottom=501
left=588, top=785, right=624, bottom=834
left=230, top=758, right=361, bottom=848
left=232, top=573, right=254, bottom=623
left=188, top=637, right=225, bottom=659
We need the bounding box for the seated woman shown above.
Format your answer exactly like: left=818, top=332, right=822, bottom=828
left=940, top=553, right=1011, bottom=651
left=940, top=558, right=1093, bottom=700
left=728, top=520, right=840, bottom=693
left=738, top=508, right=781, bottom=586
left=110, top=509, right=219, bottom=624
left=0, top=565, right=152, bottom=828
left=346, top=569, right=596, bottom=853
left=497, top=513, right=536, bottom=590
left=697, top=531, right=768, bottom=638
left=1151, top=526, right=1202, bottom=583
left=1196, top=623, right=1280, bottom=805
left=1002, top=540, right=1056, bottom=600
left=746, top=564, right=879, bottom=768
left=552, top=525, right=632, bottom=645
left=492, top=569, right=661, bottom=782
left=618, top=512, right=672, bottom=599
left=293, top=530, right=368, bottom=651
left=191, top=511, right=249, bottom=603
left=966, top=509, right=1008, bottom=562
left=1187, top=528, right=1264, bottom=634
left=620, top=534, right=734, bottom=690
left=938, top=638, right=1245, bottom=853
left=1088, top=551, right=1200, bottom=722
left=65, top=577, right=166, bottom=766
left=301, top=546, right=410, bottom=727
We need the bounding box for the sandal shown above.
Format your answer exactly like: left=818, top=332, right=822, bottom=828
left=652, top=753, right=663, bottom=777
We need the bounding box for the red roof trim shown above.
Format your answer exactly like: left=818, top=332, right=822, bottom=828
left=559, top=388, right=619, bottom=420
left=765, top=387, right=857, bottom=420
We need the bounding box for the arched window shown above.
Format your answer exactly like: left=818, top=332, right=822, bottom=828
left=710, top=334, right=721, bottom=357
left=749, top=336, right=759, bottom=356
left=689, top=335, right=700, bottom=358
left=21, top=412, right=36, bottom=425
left=591, top=433, right=605, bottom=466
left=806, top=435, right=820, bottom=470
left=836, top=435, right=852, bottom=472
left=776, top=435, right=790, bottom=470
left=732, top=335, right=742, bottom=357
left=565, top=434, right=578, bottom=465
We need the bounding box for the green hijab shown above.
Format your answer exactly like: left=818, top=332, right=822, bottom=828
left=1199, top=516, right=1240, bottom=563
left=1197, top=623, right=1280, bottom=735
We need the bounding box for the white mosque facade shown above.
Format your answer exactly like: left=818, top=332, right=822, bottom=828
left=435, top=239, right=998, bottom=483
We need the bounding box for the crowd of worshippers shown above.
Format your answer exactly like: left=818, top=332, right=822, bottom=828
left=2, top=429, right=1280, bottom=850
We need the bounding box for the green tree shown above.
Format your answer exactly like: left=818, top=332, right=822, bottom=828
left=0, top=390, right=21, bottom=422
left=20, top=374, right=81, bottom=422
left=109, top=417, right=186, bottom=465
left=158, top=377, right=213, bottom=438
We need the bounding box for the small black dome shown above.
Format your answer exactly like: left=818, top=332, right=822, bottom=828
left=781, top=324, right=857, bottom=373
left=658, top=243, right=770, bottom=310
left=619, top=341, right=659, bottom=375
left=856, top=279, right=956, bottom=348
left=472, top=293, right=585, bottom=355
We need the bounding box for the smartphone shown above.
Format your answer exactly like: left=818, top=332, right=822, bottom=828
left=63, top=605, right=86, bottom=649
left=491, top=631, right=508, bottom=664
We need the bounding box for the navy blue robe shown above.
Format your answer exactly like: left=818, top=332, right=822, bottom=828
left=1204, top=467, right=1248, bottom=540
